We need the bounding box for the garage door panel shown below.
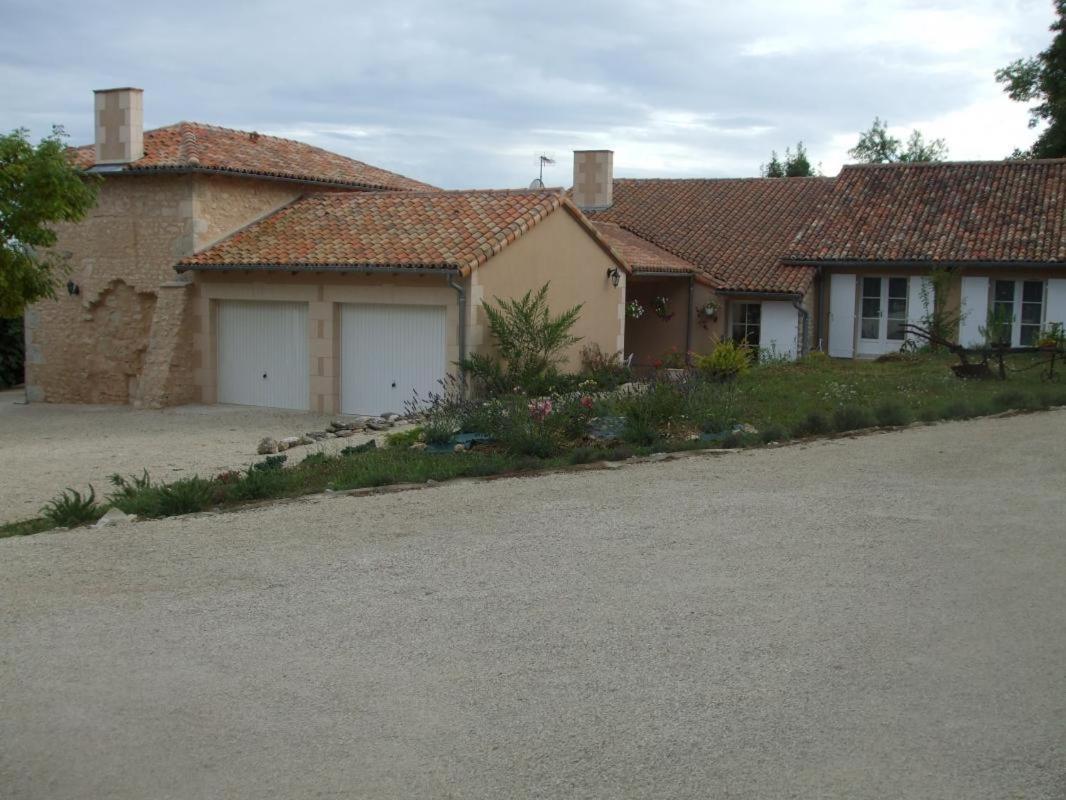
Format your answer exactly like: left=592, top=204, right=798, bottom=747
left=217, top=301, right=309, bottom=410
left=341, top=304, right=446, bottom=415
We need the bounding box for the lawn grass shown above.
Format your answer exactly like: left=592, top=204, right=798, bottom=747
left=3, top=352, right=1063, bottom=540
left=723, top=352, right=1066, bottom=433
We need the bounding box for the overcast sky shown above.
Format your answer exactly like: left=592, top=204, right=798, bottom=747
left=0, top=0, right=1055, bottom=189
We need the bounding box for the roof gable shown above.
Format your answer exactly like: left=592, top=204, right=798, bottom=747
left=787, top=159, right=1066, bottom=264
left=69, top=122, right=434, bottom=191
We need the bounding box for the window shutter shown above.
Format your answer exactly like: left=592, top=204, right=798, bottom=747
left=1046, top=279, right=1066, bottom=330
left=828, top=274, right=856, bottom=357
left=959, top=276, right=989, bottom=347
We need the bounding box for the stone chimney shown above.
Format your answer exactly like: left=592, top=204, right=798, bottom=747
left=94, top=87, right=144, bottom=164
left=572, top=149, right=613, bottom=211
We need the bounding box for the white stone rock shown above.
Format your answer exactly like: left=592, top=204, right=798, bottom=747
left=257, top=437, right=279, bottom=455
left=94, top=507, right=134, bottom=528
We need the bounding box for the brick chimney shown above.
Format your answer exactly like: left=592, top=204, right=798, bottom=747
left=94, top=87, right=144, bottom=164
left=572, top=149, right=613, bottom=211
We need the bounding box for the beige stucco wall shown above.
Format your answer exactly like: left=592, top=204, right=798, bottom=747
left=25, top=173, right=311, bottom=406
left=467, top=208, right=627, bottom=371
left=191, top=272, right=460, bottom=414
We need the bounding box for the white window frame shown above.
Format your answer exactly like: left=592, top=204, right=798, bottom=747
left=731, top=302, right=761, bottom=348
left=990, top=279, right=1046, bottom=347
left=856, top=275, right=909, bottom=355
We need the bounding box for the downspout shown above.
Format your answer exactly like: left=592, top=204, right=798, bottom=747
left=685, top=274, right=694, bottom=364
left=447, top=274, right=467, bottom=394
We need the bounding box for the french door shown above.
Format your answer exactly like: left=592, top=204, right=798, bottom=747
left=857, top=276, right=908, bottom=355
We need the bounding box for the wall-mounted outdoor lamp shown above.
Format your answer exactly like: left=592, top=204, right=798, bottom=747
left=66, top=280, right=80, bottom=296
left=606, top=266, right=622, bottom=287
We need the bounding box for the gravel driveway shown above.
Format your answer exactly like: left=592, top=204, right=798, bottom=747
left=0, top=389, right=398, bottom=523
left=2, top=411, right=1065, bottom=799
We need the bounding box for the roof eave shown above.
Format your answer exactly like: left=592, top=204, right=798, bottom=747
left=175, top=262, right=462, bottom=275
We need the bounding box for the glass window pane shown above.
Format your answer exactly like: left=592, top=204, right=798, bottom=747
left=1023, top=281, right=1044, bottom=303
left=863, top=277, right=881, bottom=297
left=861, top=318, right=879, bottom=339
left=862, top=298, right=881, bottom=318
left=746, top=304, right=761, bottom=324
left=888, top=277, right=908, bottom=298
left=1020, top=324, right=1040, bottom=346
left=887, top=319, right=906, bottom=340
left=994, top=280, right=1015, bottom=302
left=887, top=298, right=907, bottom=317
left=1021, top=302, right=1042, bottom=324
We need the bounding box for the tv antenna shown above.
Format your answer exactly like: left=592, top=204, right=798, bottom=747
left=529, top=154, right=555, bottom=189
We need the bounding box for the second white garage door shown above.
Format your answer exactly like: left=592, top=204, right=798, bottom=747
left=341, top=304, right=447, bottom=415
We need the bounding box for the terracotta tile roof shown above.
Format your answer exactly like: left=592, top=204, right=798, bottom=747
left=591, top=221, right=706, bottom=280
left=69, top=122, right=433, bottom=191
left=587, top=177, right=835, bottom=293
left=787, top=159, right=1066, bottom=264
left=177, top=189, right=626, bottom=275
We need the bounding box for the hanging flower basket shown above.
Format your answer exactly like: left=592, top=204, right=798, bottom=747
left=697, top=299, right=719, bottom=321
left=652, top=295, right=674, bottom=321
left=625, top=299, right=646, bottom=319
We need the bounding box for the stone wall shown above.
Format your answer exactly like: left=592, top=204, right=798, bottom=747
left=25, top=173, right=312, bottom=406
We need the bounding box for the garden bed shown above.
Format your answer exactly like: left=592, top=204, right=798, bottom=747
left=4, top=351, right=1065, bottom=540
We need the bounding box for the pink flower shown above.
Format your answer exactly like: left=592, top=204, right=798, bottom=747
left=580, top=395, right=594, bottom=410
left=528, top=398, right=553, bottom=422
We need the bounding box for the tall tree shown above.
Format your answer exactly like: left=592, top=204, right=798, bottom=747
left=995, top=0, right=1066, bottom=158
left=0, top=127, right=98, bottom=317
left=848, top=117, right=948, bottom=164
left=784, top=141, right=813, bottom=176
left=761, top=150, right=785, bottom=178
left=762, top=141, right=816, bottom=177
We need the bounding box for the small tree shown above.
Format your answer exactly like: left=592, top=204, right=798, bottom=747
left=761, top=151, right=785, bottom=178
left=849, top=117, right=948, bottom=164
left=459, top=282, right=582, bottom=395
left=915, top=268, right=963, bottom=349
left=762, top=141, right=816, bottom=177
left=0, top=127, right=99, bottom=317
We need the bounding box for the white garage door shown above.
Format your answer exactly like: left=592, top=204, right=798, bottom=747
left=217, top=301, right=309, bottom=410
left=341, top=304, right=447, bottom=415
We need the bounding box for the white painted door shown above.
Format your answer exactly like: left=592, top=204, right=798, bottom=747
left=959, top=276, right=990, bottom=347
left=828, top=273, right=857, bottom=357
left=217, top=301, right=309, bottom=410
left=760, top=301, right=799, bottom=359
left=341, top=304, right=447, bottom=415
left=857, top=276, right=910, bottom=356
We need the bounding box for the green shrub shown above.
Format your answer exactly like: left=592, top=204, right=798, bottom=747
left=385, top=427, right=423, bottom=448
left=458, top=283, right=582, bottom=396
left=833, top=405, right=875, bottom=432
left=792, top=410, right=831, bottom=438
left=579, top=343, right=632, bottom=389
left=229, top=467, right=289, bottom=501
left=40, top=486, right=103, bottom=527
left=616, top=381, right=685, bottom=445
left=155, top=477, right=217, bottom=516
left=568, top=446, right=599, bottom=464
left=694, top=339, right=751, bottom=381
left=992, top=390, right=1034, bottom=411
left=874, top=401, right=912, bottom=427
left=760, top=424, right=789, bottom=444
left=251, top=454, right=287, bottom=471
left=940, top=399, right=974, bottom=420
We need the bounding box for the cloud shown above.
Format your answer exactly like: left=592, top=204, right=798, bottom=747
left=0, top=0, right=1055, bottom=188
